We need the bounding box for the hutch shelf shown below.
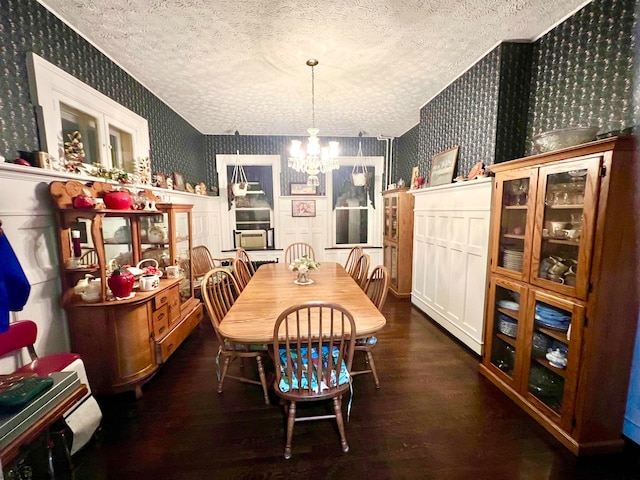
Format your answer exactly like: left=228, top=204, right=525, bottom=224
left=480, top=137, right=638, bottom=455
left=382, top=188, right=414, bottom=297
left=50, top=180, right=203, bottom=398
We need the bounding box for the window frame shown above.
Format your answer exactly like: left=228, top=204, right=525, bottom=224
left=27, top=52, right=150, bottom=171
left=328, top=156, right=384, bottom=248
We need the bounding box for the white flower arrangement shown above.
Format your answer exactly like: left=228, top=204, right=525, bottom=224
left=289, top=256, right=320, bottom=274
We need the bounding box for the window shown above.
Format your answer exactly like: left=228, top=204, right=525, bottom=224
left=27, top=52, right=149, bottom=171
left=330, top=156, right=384, bottom=247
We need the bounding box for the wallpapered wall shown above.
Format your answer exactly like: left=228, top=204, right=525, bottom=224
left=394, top=124, right=420, bottom=185
left=206, top=134, right=387, bottom=196
left=0, top=0, right=205, bottom=185
left=397, top=0, right=636, bottom=182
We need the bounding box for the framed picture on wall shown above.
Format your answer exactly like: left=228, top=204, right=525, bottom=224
left=292, top=199, right=316, bottom=217
left=410, top=166, right=419, bottom=189
left=154, top=173, right=166, bottom=188
left=429, top=146, right=459, bottom=187
left=290, top=183, right=317, bottom=195
left=173, top=172, right=185, bottom=191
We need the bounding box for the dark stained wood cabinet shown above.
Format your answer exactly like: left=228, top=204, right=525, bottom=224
left=480, top=137, right=638, bottom=455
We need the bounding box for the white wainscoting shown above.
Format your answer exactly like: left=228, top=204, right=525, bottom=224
left=411, top=178, right=493, bottom=355
left=0, top=164, right=221, bottom=371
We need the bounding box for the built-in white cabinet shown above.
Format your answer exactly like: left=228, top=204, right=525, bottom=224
left=411, top=178, right=493, bottom=354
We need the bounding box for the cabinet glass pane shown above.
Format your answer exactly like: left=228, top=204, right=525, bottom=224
left=497, top=178, right=529, bottom=273
left=489, top=284, right=521, bottom=377
left=140, top=213, right=170, bottom=269
left=103, top=216, right=133, bottom=267
left=528, top=299, right=572, bottom=413
left=176, top=211, right=191, bottom=303
left=390, top=245, right=398, bottom=287
left=536, top=170, right=585, bottom=286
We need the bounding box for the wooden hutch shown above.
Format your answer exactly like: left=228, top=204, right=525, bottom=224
left=50, top=180, right=203, bottom=398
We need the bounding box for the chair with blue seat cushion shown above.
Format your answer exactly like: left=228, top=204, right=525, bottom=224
left=201, top=268, right=270, bottom=404
left=352, top=265, right=389, bottom=388
left=272, top=301, right=356, bottom=459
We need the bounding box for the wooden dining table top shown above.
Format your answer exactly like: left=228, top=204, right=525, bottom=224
left=218, top=262, right=387, bottom=343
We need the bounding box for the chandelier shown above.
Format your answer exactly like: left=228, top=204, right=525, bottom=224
left=288, top=59, right=339, bottom=186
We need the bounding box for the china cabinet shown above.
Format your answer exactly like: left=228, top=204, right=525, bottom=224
left=480, top=137, right=638, bottom=455
left=50, top=180, right=203, bottom=397
left=410, top=179, right=492, bottom=354
left=382, top=188, right=414, bottom=297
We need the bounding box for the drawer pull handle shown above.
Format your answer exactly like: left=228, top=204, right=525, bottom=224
left=158, top=326, right=166, bottom=335
left=167, top=343, right=174, bottom=352
left=158, top=313, right=165, bottom=321
left=160, top=296, right=168, bottom=303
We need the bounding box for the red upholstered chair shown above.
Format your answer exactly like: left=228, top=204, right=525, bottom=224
left=0, top=320, right=80, bottom=376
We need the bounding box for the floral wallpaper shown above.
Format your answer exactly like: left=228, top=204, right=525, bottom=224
left=397, top=0, right=636, bottom=180
left=395, top=124, right=419, bottom=186
left=0, top=0, right=205, bottom=185
left=206, top=134, right=386, bottom=195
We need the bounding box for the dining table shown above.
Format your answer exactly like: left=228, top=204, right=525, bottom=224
left=218, top=262, right=386, bottom=344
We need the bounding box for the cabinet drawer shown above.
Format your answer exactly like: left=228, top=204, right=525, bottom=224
left=156, top=304, right=203, bottom=363
left=154, top=286, right=179, bottom=311
left=152, top=304, right=170, bottom=339
left=167, top=289, right=181, bottom=326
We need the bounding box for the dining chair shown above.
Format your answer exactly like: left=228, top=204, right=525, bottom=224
left=350, top=253, right=370, bottom=290
left=232, top=257, right=252, bottom=292
left=272, top=301, right=357, bottom=459
left=201, top=268, right=270, bottom=405
left=78, top=248, right=98, bottom=266
left=343, top=245, right=363, bottom=277
left=192, top=245, right=215, bottom=279
left=235, top=248, right=256, bottom=276
left=284, top=242, right=315, bottom=264
left=351, top=265, right=389, bottom=388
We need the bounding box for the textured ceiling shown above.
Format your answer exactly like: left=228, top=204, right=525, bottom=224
left=39, top=0, right=590, bottom=137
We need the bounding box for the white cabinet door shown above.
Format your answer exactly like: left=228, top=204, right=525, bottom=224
left=411, top=179, right=493, bottom=354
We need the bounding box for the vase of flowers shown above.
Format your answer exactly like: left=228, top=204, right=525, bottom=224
left=289, top=256, right=320, bottom=285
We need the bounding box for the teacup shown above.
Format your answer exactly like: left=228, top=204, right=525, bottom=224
left=565, top=229, right=580, bottom=240
left=547, top=273, right=565, bottom=284
left=548, top=261, right=569, bottom=276
left=139, top=273, right=160, bottom=291
left=166, top=265, right=180, bottom=279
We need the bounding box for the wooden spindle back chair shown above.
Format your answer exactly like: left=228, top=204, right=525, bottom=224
left=352, top=265, right=389, bottom=388
left=235, top=248, right=256, bottom=276
left=343, top=246, right=363, bottom=276
left=201, top=268, right=269, bottom=404
left=232, top=258, right=252, bottom=292
left=284, top=242, right=315, bottom=264
left=272, top=301, right=357, bottom=459
left=350, top=253, right=370, bottom=289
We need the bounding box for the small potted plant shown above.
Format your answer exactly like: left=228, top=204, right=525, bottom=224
left=289, top=256, right=320, bottom=285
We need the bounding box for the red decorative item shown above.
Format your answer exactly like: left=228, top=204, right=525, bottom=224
left=108, top=267, right=135, bottom=298
left=72, top=195, right=95, bottom=209
left=104, top=191, right=132, bottom=210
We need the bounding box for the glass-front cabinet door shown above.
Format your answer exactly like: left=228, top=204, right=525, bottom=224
left=139, top=212, right=170, bottom=270
left=173, top=210, right=192, bottom=303
left=529, top=157, right=601, bottom=300
left=522, top=289, right=584, bottom=431
left=491, top=170, right=538, bottom=281
left=103, top=216, right=134, bottom=268
left=484, top=277, right=528, bottom=388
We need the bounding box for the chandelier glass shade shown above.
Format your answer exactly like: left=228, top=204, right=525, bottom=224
left=288, top=59, right=339, bottom=186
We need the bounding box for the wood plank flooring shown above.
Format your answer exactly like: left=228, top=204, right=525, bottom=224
left=72, top=296, right=640, bottom=479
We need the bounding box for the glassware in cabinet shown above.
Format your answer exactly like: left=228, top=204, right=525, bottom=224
left=139, top=212, right=170, bottom=270
left=529, top=157, right=601, bottom=300
left=491, top=170, right=537, bottom=280
left=484, top=276, right=528, bottom=386
left=103, top=216, right=134, bottom=268
left=522, top=290, right=584, bottom=430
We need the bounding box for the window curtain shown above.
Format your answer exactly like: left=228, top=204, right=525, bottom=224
left=332, top=166, right=376, bottom=210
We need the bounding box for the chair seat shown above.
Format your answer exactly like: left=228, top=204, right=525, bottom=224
left=14, top=353, right=81, bottom=377
left=355, top=336, right=377, bottom=346
left=277, top=345, right=350, bottom=393
left=223, top=339, right=268, bottom=351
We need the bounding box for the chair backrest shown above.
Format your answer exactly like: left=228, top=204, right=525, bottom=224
left=201, top=268, right=241, bottom=344
left=272, top=302, right=357, bottom=396
left=0, top=320, right=38, bottom=360
left=79, top=249, right=98, bottom=266
left=344, top=246, right=363, bottom=276
left=350, top=253, right=370, bottom=289
left=235, top=248, right=256, bottom=276
left=232, top=258, right=252, bottom=292
left=364, top=265, right=389, bottom=311
left=192, top=245, right=215, bottom=278
left=284, top=242, right=315, bottom=264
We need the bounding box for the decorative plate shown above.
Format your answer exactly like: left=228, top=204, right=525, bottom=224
left=467, top=162, right=484, bottom=180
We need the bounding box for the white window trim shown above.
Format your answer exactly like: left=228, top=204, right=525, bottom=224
left=216, top=154, right=281, bottom=251
left=27, top=52, right=150, bottom=168
left=327, top=156, right=384, bottom=248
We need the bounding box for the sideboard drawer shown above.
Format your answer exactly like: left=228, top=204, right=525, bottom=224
left=152, top=304, right=169, bottom=339
left=156, top=304, right=203, bottom=363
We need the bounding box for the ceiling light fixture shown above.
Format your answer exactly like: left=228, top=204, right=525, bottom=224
left=288, top=59, right=339, bottom=186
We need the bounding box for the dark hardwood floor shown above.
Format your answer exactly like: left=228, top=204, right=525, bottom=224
left=72, top=296, right=640, bottom=479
